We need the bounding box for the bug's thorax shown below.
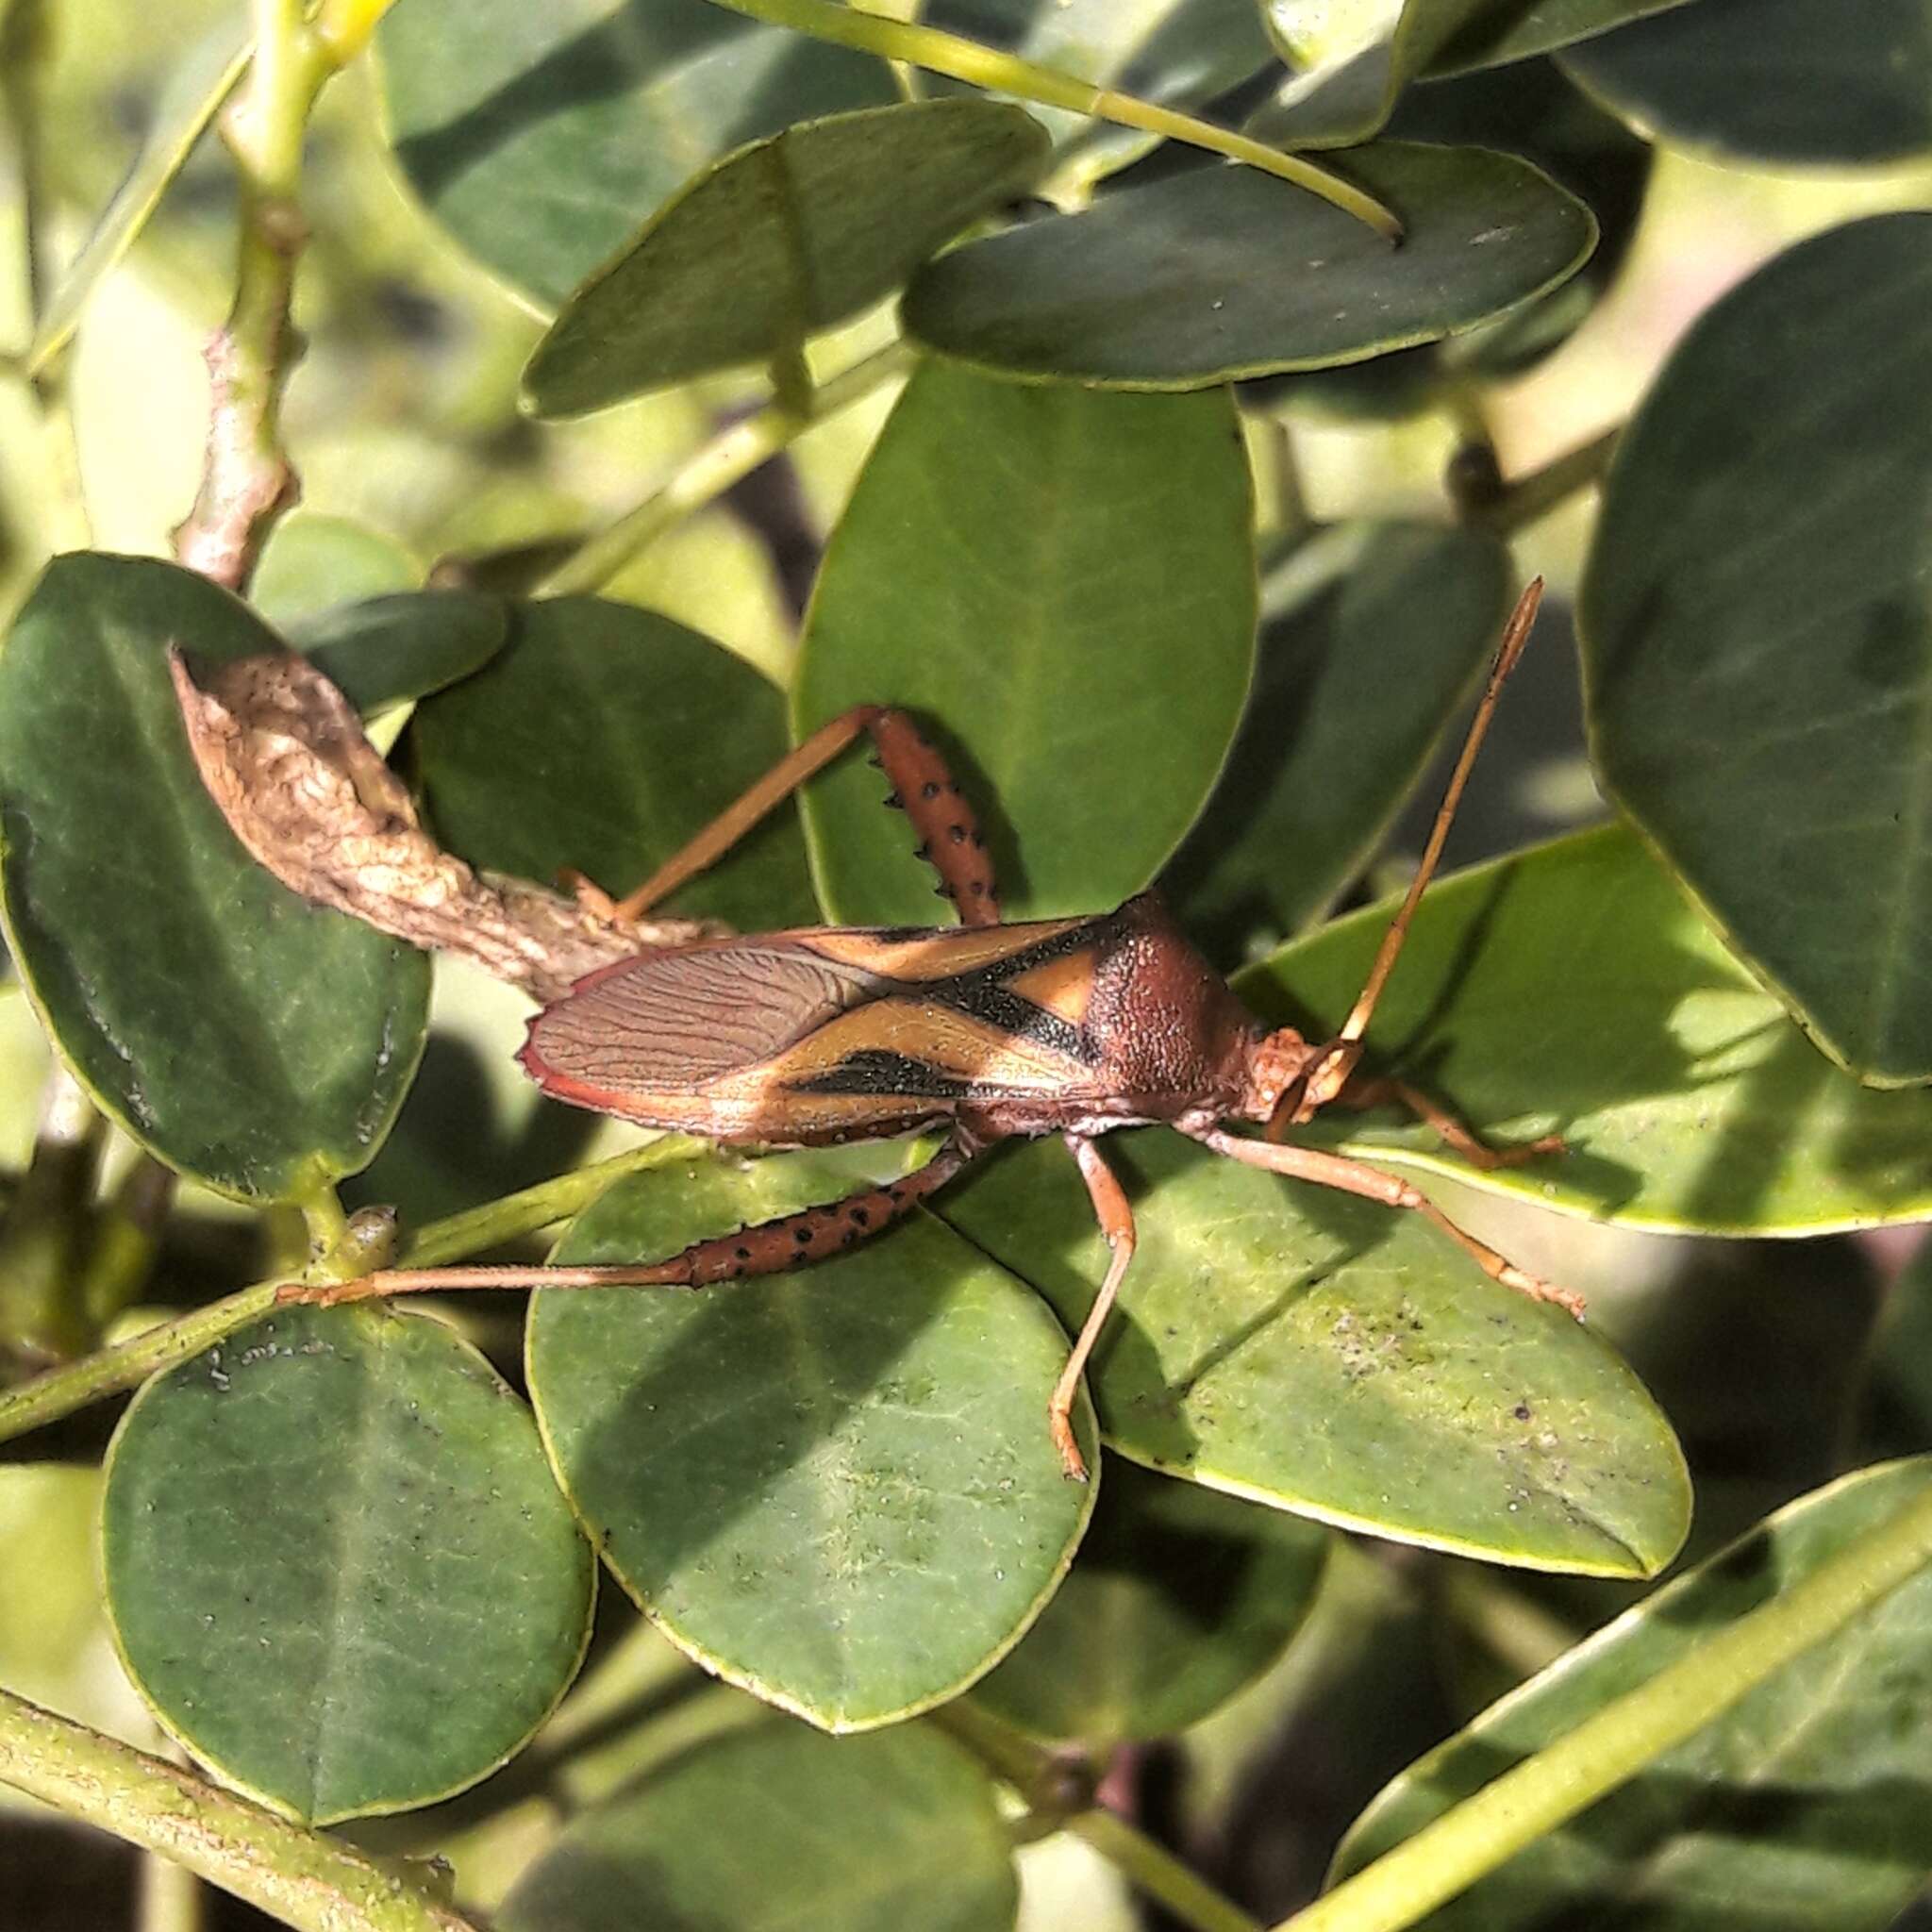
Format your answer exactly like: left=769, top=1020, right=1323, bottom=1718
left=1050, top=891, right=1268, bottom=1131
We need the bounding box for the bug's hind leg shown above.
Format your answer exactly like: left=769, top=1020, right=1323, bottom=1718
left=1335, top=1074, right=1565, bottom=1171
left=594, top=705, right=1001, bottom=927
left=860, top=708, right=1001, bottom=927
left=281, top=1132, right=979, bottom=1306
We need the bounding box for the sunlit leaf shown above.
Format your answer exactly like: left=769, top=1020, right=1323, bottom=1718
left=1331, top=1458, right=1932, bottom=1932
left=1243, top=824, right=1932, bottom=1231
left=1583, top=216, right=1932, bottom=1084
left=902, top=143, right=1595, bottom=389
left=524, top=100, right=1048, bottom=414
left=942, top=1129, right=1689, bottom=1578
left=410, top=596, right=817, bottom=932
left=795, top=364, right=1255, bottom=924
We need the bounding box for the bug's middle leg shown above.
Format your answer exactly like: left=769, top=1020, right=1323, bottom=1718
left=1046, top=1133, right=1137, bottom=1483
left=281, top=1131, right=978, bottom=1306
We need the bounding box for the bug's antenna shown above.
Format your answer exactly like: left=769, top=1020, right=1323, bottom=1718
left=1276, top=575, right=1543, bottom=1132
left=1336, top=575, right=1543, bottom=1048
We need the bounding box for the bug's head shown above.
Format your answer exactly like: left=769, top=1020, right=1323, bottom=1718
left=1235, top=1026, right=1322, bottom=1127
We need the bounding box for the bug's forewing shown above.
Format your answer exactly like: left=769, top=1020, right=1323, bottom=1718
left=518, top=919, right=1106, bottom=1144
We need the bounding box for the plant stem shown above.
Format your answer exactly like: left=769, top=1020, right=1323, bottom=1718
left=174, top=0, right=336, bottom=589
left=700, top=0, right=1401, bottom=238
left=1, top=0, right=93, bottom=550
left=1478, top=425, right=1622, bottom=535
left=536, top=338, right=917, bottom=597
left=931, top=1702, right=1262, bottom=1932
left=1274, top=1475, right=1932, bottom=1932
left=400, top=1135, right=708, bottom=1266
left=1071, top=1810, right=1264, bottom=1932
left=0, top=1138, right=704, bottom=1446
left=0, top=1690, right=478, bottom=1932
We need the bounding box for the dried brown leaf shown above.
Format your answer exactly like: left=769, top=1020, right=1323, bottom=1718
left=168, top=648, right=720, bottom=1002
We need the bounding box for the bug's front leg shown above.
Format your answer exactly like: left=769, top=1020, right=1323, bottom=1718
left=1189, top=1124, right=1585, bottom=1319
left=280, top=1132, right=979, bottom=1306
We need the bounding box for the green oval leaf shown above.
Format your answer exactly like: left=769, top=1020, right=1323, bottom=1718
left=376, top=0, right=895, bottom=309
left=971, top=1457, right=1328, bottom=1741
left=500, top=1720, right=1016, bottom=1932
left=941, top=1129, right=1690, bottom=1578
left=251, top=511, right=419, bottom=628
left=1162, top=521, right=1511, bottom=964
left=101, top=1303, right=595, bottom=1824
left=524, top=100, right=1049, bottom=416
left=289, top=590, right=511, bottom=717
left=900, top=143, right=1597, bottom=389
left=410, top=597, right=817, bottom=932
left=1561, top=0, right=1932, bottom=166
left=795, top=364, right=1255, bottom=924
left=529, top=1149, right=1096, bottom=1731
left=1582, top=215, right=1932, bottom=1086
left=1331, top=1458, right=1932, bottom=1929
left=1424, top=0, right=1693, bottom=75
left=1243, top=823, right=1932, bottom=1233
left=0, top=553, right=428, bottom=1201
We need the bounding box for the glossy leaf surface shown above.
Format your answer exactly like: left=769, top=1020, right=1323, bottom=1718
left=500, top=1721, right=1015, bottom=1932
left=1244, top=824, right=1932, bottom=1232
left=795, top=364, right=1255, bottom=924
left=941, top=1130, right=1689, bottom=1577
left=377, top=0, right=894, bottom=308
left=1332, top=1458, right=1932, bottom=1931
left=1424, top=0, right=1693, bottom=74
left=102, top=1304, right=595, bottom=1824
left=901, top=143, right=1596, bottom=389
left=525, top=101, right=1047, bottom=414
left=528, top=1149, right=1096, bottom=1730
left=1562, top=0, right=1932, bottom=165
left=972, top=1457, right=1328, bottom=1741
left=411, top=596, right=817, bottom=931
left=1162, top=521, right=1510, bottom=962
left=288, top=591, right=510, bottom=717
left=1583, top=216, right=1932, bottom=1084
left=0, top=553, right=427, bottom=1200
